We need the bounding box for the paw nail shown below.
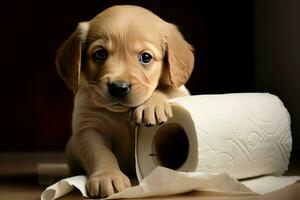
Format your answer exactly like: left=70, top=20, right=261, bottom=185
left=145, top=123, right=154, bottom=127
left=159, top=121, right=165, bottom=125
left=135, top=123, right=140, bottom=126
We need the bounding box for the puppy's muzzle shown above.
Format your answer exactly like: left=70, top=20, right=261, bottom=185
left=108, top=81, right=131, bottom=99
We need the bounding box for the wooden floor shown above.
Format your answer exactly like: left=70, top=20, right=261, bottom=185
left=0, top=152, right=299, bottom=200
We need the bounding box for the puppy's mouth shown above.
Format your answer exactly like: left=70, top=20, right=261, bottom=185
left=106, top=97, right=148, bottom=112
left=107, top=100, right=143, bottom=112
left=87, top=82, right=153, bottom=112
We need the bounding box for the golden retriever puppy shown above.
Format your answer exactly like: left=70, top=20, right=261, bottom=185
left=55, top=5, right=194, bottom=198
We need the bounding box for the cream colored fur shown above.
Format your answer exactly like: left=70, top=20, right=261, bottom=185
left=56, top=5, right=194, bottom=198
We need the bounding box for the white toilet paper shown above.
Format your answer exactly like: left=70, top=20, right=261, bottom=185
left=135, top=93, right=292, bottom=180
left=40, top=167, right=300, bottom=200
left=41, top=93, right=299, bottom=200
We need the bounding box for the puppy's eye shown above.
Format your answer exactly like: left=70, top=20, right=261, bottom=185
left=93, top=49, right=107, bottom=62
left=139, top=52, right=152, bottom=64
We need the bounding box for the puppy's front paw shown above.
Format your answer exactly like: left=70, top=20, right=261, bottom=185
left=86, top=169, right=131, bottom=198
left=132, top=99, right=173, bottom=126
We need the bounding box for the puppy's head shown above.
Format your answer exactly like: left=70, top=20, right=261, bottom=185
left=56, top=5, right=194, bottom=112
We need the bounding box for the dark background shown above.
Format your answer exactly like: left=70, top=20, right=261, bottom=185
left=0, top=0, right=299, bottom=161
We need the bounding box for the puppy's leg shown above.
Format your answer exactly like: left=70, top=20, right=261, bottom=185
left=132, top=90, right=172, bottom=126
left=65, top=139, right=84, bottom=175
left=132, top=87, right=189, bottom=126
left=72, top=129, right=131, bottom=198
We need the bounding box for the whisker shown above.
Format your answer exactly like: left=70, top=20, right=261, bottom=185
left=87, top=81, right=100, bottom=85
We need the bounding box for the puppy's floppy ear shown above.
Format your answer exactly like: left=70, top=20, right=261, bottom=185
left=161, top=24, right=194, bottom=88
left=55, top=22, right=89, bottom=93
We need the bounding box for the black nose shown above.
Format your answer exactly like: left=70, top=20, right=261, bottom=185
left=108, top=81, right=130, bottom=99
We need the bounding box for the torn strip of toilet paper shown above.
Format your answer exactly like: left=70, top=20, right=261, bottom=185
left=40, top=167, right=300, bottom=200
left=41, top=175, right=87, bottom=200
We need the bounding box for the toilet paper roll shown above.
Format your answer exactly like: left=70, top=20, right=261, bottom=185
left=135, top=93, right=292, bottom=181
